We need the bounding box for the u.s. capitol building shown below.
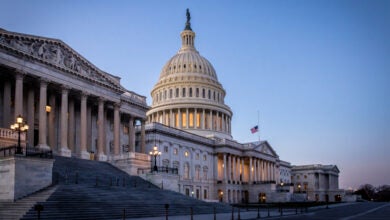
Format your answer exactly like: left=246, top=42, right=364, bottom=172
left=0, top=10, right=341, bottom=203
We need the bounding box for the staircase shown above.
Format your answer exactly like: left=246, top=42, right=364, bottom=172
left=1, top=156, right=232, bottom=219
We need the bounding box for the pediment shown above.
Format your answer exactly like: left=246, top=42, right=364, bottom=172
left=0, top=28, right=123, bottom=92
left=255, top=141, right=278, bottom=157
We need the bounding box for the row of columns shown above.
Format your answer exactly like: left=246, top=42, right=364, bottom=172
left=149, top=108, right=231, bottom=134
left=2, top=73, right=146, bottom=160
left=222, top=154, right=276, bottom=184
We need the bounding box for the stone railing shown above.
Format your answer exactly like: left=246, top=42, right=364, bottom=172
left=0, top=127, right=26, bottom=148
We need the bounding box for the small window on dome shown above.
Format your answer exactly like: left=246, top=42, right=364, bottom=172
left=199, top=65, right=202, bottom=69
left=174, top=66, right=176, bottom=69
left=169, top=89, right=173, bottom=98
left=202, top=89, right=205, bottom=98
left=196, top=88, right=199, bottom=97
left=189, top=88, right=192, bottom=97
left=184, top=64, right=186, bottom=68
left=182, top=88, right=186, bottom=97
left=194, top=64, right=197, bottom=69
left=176, top=88, right=179, bottom=98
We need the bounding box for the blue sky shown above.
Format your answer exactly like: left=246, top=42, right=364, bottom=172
left=1, top=0, right=389, bottom=189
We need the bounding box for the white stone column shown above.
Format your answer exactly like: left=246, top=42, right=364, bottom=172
left=169, top=109, right=173, bottom=127
left=201, top=109, right=205, bottom=130
left=37, top=79, right=49, bottom=150
left=249, top=157, right=253, bottom=184
left=178, top=109, right=182, bottom=129
left=223, top=153, right=227, bottom=183
left=209, top=110, right=213, bottom=130
left=97, top=98, right=106, bottom=161
left=2, top=81, right=11, bottom=127
left=79, top=92, right=89, bottom=159
left=140, top=119, right=146, bottom=153
left=232, top=155, right=236, bottom=181
left=27, top=88, right=34, bottom=146
left=113, top=103, right=120, bottom=156
left=237, top=157, right=241, bottom=181
left=128, top=116, right=135, bottom=152
left=68, top=99, right=75, bottom=153
left=241, top=159, right=245, bottom=182
left=14, top=72, right=24, bottom=118
left=48, top=94, right=56, bottom=150
left=59, top=87, right=71, bottom=157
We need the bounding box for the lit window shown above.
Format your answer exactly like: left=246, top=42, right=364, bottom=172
left=203, top=155, right=207, bottom=161
left=164, top=146, right=168, bottom=153
left=174, top=148, right=178, bottom=155
left=189, top=112, right=194, bottom=127
left=196, top=153, right=199, bottom=160
left=182, top=112, right=187, bottom=127
left=184, top=151, right=189, bottom=157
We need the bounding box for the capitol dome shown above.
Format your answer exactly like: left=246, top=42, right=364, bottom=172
left=147, top=9, right=233, bottom=139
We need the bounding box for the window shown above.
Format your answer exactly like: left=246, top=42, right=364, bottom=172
left=203, top=166, right=208, bottom=180
left=196, top=153, right=200, bottom=160
left=184, top=151, right=189, bottom=157
left=182, top=88, right=186, bottom=97
left=208, top=90, right=211, bottom=99
left=196, top=88, right=199, bottom=97
left=202, top=89, right=205, bottom=98
left=182, top=112, right=187, bottom=127
left=189, top=88, right=192, bottom=97
left=184, top=163, right=190, bottom=179
left=196, top=112, right=201, bottom=128
left=164, top=146, right=168, bottom=153
left=123, top=125, right=129, bottom=134
left=185, top=188, right=190, bottom=196
left=204, top=189, right=208, bottom=199
left=203, top=154, right=207, bottom=161
left=169, top=89, right=172, bottom=98
left=162, top=159, right=169, bottom=167
left=195, top=166, right=200, bottom=180
left=196, top=189, right=200, bottom=199
left=173, top=148, right=178, bottom=155
left=175, top=88, right=179, bottom=98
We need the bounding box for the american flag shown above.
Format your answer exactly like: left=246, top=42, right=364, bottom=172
left=250, top=125, right=259, bottom=134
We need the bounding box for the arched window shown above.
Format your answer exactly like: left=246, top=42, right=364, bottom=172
left=169, top=89, right=172, bottom=98
left=189, top=88, right=193, bottom=97
left=196, top=88, right=199, bottom=97
left=176, top=88, right=179, bottom=98
left=208, top=90, right=211, bottom=99
left=182, top=88, right=186, bottom=97
left=202, top=89, right=205, bottom=98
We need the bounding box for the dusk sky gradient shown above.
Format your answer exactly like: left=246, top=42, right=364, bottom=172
left=1, top=0, right=389, bottom=190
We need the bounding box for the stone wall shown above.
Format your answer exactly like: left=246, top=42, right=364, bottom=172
left=0, top=156, right=54, bottom=201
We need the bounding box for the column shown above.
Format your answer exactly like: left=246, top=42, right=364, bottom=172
left=128, top=116, right=135, bottom=152
left=27, top=88, right=34, bottom=146
left=241, top=159, right=245, bottom=182
left=97, top=98, right=106, bottom=161
left=249, top=157, right=253, bottom=183
left=14, top=72, right=24, bottom=118
left=223, top=154, right=227, bottom=183
left=113, top=103, right=120, bottom=156
left=232, top=155, right=236, bottom=182
left=178, top=109, right=182, bottom=129
left=169, top=109, right=173, bottom=127
left=213, top=154, right=218, bottom=180
left=201, top=109, right=205, bottom=129
left=79, top=92, right=89, bottom=159
left=48, top=94, right=56, bottom=150
left=2, top=81, right=11, bottom=127
left=186, top=108, right=189, bottom=128
left=87, top=105, right=92, bottom=152
left=237, top=157, right=241, bottom=182
left=140, top=119, right=146, bottom=153
left=68, top=99, right=75, bottom=153
left=209, top=110, right=213, bottom=130
left=37, top=80, right=49, bottom=150
left=163, top=110, right=166, bottom=125
left=59, top=87, right=71, bottom=157
left=254, top=159, right=258, bottom=182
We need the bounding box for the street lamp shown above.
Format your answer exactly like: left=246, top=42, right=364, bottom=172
left=10, top=115, right=29, bottom=155
left=149, top=146, right=161, bottom=172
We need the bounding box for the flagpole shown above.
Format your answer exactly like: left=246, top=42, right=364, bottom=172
left=257, top=110, right=260, bottom=142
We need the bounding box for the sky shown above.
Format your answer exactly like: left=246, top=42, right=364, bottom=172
left=1, top=0, right=389, bottom=190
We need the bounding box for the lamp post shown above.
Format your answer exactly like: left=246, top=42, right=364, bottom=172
left=149, top=146, right=161, bottom=172
left=10, top=115, right=29, bottom=155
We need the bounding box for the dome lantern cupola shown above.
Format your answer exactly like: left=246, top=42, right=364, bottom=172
left=180, top=9, right=196, bottom=53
